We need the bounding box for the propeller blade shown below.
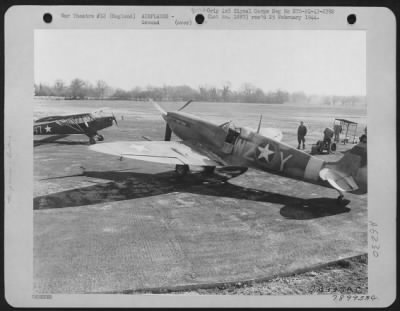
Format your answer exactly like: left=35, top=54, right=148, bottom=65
left=112, top=112, right=118, bottom=127
left=256, top=114, right=262, bottom=133
left=153, top=102, right=167, bottom=117
left=178, top=100, right=193, bottom=111
left=165, top=124, right=172, bottom=141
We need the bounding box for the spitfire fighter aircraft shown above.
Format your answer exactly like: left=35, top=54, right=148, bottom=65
left=34, top=110, right=118, bottom=144
left=89, top=101, right=367, bottom=201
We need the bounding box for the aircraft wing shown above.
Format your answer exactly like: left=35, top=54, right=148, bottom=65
left=258, top=128, right=283, bottom=142
left=89, top=141, right=222, bottom=166
left=244, top=127, right=283, bottom=142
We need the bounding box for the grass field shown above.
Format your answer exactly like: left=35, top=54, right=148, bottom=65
left=34, top=99, right=367, bottom=146
left=34, top=99, right=367, bottom=295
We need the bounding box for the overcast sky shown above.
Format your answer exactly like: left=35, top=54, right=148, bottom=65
left=35, top=29, right=366, bottom=96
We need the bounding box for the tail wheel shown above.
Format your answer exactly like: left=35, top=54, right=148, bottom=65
left=89, top=137, right=96, bottom=145
left=175, top=164, right=189, bottom=177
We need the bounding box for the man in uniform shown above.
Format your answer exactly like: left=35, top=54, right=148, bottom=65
left=323, top=127, right=334, bottom=153
left=297, top=121, right=307, bottom=150
left=334, top=123, right=342, bottom=143
left=359, top=126, right=367, bottom=143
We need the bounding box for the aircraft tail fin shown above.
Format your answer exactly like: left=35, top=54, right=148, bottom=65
left=320, top=142, right=367, bottom=194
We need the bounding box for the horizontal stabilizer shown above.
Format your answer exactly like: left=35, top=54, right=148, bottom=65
left=319, top=168, right=359, bottom=192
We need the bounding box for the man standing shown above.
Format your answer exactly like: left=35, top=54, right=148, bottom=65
left=334, top=123, right=342, bottom=143
left=323, top=127, right=334, bottom=153
left=360, top=126, right=367, bottom=143
left=297, top=121, right=307, bottom=149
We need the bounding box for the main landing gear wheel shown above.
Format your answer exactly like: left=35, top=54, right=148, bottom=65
left=96, top=134, right=104, bottom=141
left=202, top=166, right=216, bottom=174
left=175, top=164, right=189, bottom=177
left=89, top=137, right=96, bottom=145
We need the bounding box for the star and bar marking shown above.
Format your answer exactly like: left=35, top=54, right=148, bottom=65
left=257, top=143, right=275, bottom=162
left=233, top=137, right=294, bottom=172
left=256, top=142, right=293, bottom=172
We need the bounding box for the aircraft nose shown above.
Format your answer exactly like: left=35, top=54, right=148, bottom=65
left=162, top=112, right=170, bottom=122
left=110, top=113, right=118, bottom=126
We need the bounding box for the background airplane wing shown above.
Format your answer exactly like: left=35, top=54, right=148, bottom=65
left=89, top=141, right=221, bottom=166
left=258, top=128, right=283, bottom=142
left=244, top=127, right=283, bottom=142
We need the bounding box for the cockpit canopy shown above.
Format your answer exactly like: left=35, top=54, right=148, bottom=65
left=219, top=120, right=240, bottom=133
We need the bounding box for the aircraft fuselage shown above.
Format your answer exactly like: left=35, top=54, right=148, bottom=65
left=165, top=111, right=367, bottom=194
left=34, top=116, right=114, bottom=136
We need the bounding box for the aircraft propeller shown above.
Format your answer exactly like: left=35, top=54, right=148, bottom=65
left=178, top=100, right=193, bottom=111
left=112, top=112, right=119, bottom=126
left=257, top=114, right=263, bottom=133
left=165, top=124, right=172, bottom=141
left=155, top=99, right=193, bottom=141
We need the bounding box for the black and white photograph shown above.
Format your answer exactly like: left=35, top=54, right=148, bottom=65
left=33, top=27, right=369, bottom=294
left=4, top=5, right=396, bottom=308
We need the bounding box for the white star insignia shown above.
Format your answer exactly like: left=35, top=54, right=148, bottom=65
left=258, top=144, right=275, bottom=162
left=45, top=125, right=51, bottom=133
left=129, top=144, right=147, bottom=152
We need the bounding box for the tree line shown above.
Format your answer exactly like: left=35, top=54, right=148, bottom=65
left=34, top=78, right=366, bottom=106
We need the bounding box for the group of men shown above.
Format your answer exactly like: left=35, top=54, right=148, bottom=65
left=296, top=121, right=367, bottom=151
left=297, top=121, right=336, bottom=152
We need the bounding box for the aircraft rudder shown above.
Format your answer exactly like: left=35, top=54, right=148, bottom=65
left=325, top=142, right=367, bottom=194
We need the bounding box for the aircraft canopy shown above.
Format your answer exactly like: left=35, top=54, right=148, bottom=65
left=219, top=120, right=240, bottom=132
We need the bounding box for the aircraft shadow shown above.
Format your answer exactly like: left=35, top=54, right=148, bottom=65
left=34, top=135, right=88, bottom=147
left=34, top=168, right=350, bottom=220
left=34, top=140, right=88, bottom=147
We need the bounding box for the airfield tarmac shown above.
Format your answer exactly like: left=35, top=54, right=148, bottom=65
left=33, top=100, right=367, bottom=294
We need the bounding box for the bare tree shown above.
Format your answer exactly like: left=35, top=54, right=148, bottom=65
left=53, top=79, right=65, bottom=97
left=221, top=81, right=231, bottom=102
left=96, top=80, right=108, bottom=100
left=69, top=78, right=86, bottom=99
